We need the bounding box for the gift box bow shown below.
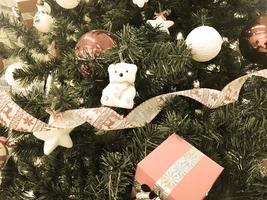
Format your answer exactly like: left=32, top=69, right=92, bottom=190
left=134, top=183, right=162, bottom=200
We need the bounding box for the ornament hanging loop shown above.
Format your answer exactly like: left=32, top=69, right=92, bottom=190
left=154, top=9, right=171, bottom=20
left=118, top=52, right=125, bottom=63
left=158, top=1, right=162, bottom=13
left=37, top=0, right=45, bottom=5
left=199, top=8, right=209, bottom=26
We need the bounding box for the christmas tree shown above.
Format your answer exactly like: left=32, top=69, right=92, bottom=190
left=0, top=0, right=267, bottom=199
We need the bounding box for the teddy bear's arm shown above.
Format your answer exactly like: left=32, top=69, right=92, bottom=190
left=118, top=86, right=136, bottom=109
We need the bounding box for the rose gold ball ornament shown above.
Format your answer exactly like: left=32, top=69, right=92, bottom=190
left=75, top=30, right=119, bottom=77
left=75, top=30, right=119, bottom=59
left=239, top=16, right=267, bottom=65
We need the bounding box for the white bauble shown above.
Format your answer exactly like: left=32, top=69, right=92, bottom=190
left=186, top=26, right=223, bottom=62
left=5, top=63, right=25, bottom=88
left=33, top=12, right=54, bottom=33
left=56, top=0, right=80, bottom=9
left=133, top=0, right=149, bottom=8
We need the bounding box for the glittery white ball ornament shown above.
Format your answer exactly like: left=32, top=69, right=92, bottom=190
left=33, top=12, right=54, bottom=33
left=186, top=26, right=223, bottom=62
left=56, top=0, right=80, bottom=9
left=5, top=62, right=25, bottom=88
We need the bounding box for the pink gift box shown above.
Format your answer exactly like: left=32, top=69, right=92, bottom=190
left=134, top=133, right=224, bottom=200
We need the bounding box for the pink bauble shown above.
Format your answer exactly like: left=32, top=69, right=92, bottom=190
left=75, top=30, right=119, bottom=58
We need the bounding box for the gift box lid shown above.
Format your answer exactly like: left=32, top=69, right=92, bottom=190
left=135, top=133, right=224, bottom=200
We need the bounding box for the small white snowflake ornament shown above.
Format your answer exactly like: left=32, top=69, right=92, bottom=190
left=101, top=63, right=137, bottom=109
left=147, top=11, right=174, bottom=34
left=33, top=116, right=74, bottom=155
left=133, top=0, right=149, bottom=8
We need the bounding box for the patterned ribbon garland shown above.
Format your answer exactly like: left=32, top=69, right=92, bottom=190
left=0, top=69, right=266, bottom=134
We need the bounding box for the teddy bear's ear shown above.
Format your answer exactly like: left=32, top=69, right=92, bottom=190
left=108, top=64, right=116, bottom=73
left=131, top=64, right=138, bottom=73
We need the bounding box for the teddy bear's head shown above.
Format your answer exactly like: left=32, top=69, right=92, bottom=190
left=108, top=63, right=137, bottom=83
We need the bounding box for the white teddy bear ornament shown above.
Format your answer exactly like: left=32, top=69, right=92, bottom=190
left=101, top=63, right=137, bottom=109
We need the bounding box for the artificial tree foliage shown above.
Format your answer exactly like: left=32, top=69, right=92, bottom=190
left=0, top=0, right=267, bottom=199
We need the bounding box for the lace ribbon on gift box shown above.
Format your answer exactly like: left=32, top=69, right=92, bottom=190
left=155, top=147, right=204, bottom=198
left=0, top=69, right=266, bottom=133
